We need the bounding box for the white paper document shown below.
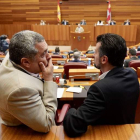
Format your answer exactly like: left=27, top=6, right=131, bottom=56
left=53, top=66, right=59, bottom=69
left=87, top=66, right=95, bottom=69
left=57, top=88, right=64, bottom=98
left=66, top=87, right=82, bottom=93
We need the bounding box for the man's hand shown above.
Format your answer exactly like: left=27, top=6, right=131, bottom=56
left=39, top=57, right=53, bottom=81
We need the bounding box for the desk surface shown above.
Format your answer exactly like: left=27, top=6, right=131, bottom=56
left=1, top=123, right=140, bottom=140
left=60, top=80, right=95, bottom=100
left=56, top=124, right=140, bottom=140
left=69, top=68, right=100, bottom=73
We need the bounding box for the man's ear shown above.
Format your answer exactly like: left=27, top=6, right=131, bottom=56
left=21, top=58, right=31, bottom=68
left=101, top=55, right=108, bottom=64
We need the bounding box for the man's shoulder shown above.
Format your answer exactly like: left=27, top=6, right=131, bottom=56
left=92, top=67, right=137, bottom=89
left=131, top=57, right=139, bottom=60
left=125, top=57, right=139, bottom=64
left=124, top=58, right=131, bottom=64
left=0, top=60, right=42, bottom=87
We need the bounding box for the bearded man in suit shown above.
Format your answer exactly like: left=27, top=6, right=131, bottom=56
left=63, top=33, right=139, bottom=137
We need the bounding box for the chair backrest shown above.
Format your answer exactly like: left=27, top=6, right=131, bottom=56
left=136, top=51, right=140, bottom=59
left=64, top=62, right=87, bottom=79
left=136, top=51, right=140, bottom=56
left=55, top=104, right=71, bottom=125
left=129, top=60, right=140, bottom=70
left=51, top=55, right=63, bottom=58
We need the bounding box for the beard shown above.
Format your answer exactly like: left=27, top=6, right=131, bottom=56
left=94, top=63, right=101, bottom=69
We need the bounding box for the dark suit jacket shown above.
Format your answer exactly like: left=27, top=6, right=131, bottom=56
left=0, top=39, right=9, bottom=53
left=63, top=67, right=139, bottom=137
left=110, top=22, right=116, bottom=25
left=124, top=56, right=139, bottom=67
left=124, top=21, right=130, bottom=25
left=61, top=20, right=69, bottom=25
left=80, top=21, right=86, bottom=25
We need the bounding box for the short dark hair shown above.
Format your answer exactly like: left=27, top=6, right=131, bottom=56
left=129, top=48, right=136, bottom=55
left=9, top=30, right=44, bottom=65
left=97, top=33, right=127, bottom=67
left=0, top=35, right=7, bottom=40
left=55, top=47, right=60, bottom=53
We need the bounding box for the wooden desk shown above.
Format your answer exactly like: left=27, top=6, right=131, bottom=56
left=0, top=124, right=57, bottom=140
left=49, top=50, right=69, bottom=54
left=1, top=123, right=140, bottom=140
left=60, top=80, right=95, bottom=100
left=56, top=124, right=140, bottom=140
left=86, top=54, right=94, bottom=58
left=69, top=69, right=100, bottom=81
left=70, top=31, right=91, bottom=50
left=125, top=56, right=129, bottom=60
left=52, top=58, right=67, bottom=65
left=49, top=53, right=68, bottom=58
left=70, top=25, right=95, bottom=42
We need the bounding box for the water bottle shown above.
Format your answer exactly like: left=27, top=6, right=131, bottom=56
left=88, top=59, right=91, bottom=66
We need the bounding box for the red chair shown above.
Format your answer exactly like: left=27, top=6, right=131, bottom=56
left=64, top=62, right=87, bottom=79
left=55, top=104, right=71, bottom=125
left=129, top=60, right=140, bottom=70
left=136, top=51, right=140, bottom=56
left=136, top=51, right=140, bottom=59
left=51, top=55, right=63, bottom=58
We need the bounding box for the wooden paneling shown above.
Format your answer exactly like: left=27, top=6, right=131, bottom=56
left=0, top=0, right=140, bottom=25
left=31, top=25, right=69, bottom=41
left=95, top=25, right=137, bottom=42
left=0, top=25, right=31, bottom=38
left=70, top=31, right=91, bottom=50
left=0, top=0, right=140, bottom=45
left=0, top=25, right=137, bottom=46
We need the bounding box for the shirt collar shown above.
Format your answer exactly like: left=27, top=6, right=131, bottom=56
left=10, top=60, right=40, bottom=78
left=99, top=70, right=110, bottom=80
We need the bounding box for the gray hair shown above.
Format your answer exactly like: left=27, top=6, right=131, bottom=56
left=9, top=30, right=45, bottom=64
left=129, top=48, right=136, bottom=56
left=73, top=51, right=80, bottom=60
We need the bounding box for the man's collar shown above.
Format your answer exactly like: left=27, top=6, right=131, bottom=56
left=99, top=70, right=110, bottom=80
left=10, top=60, right=41, bottom=79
